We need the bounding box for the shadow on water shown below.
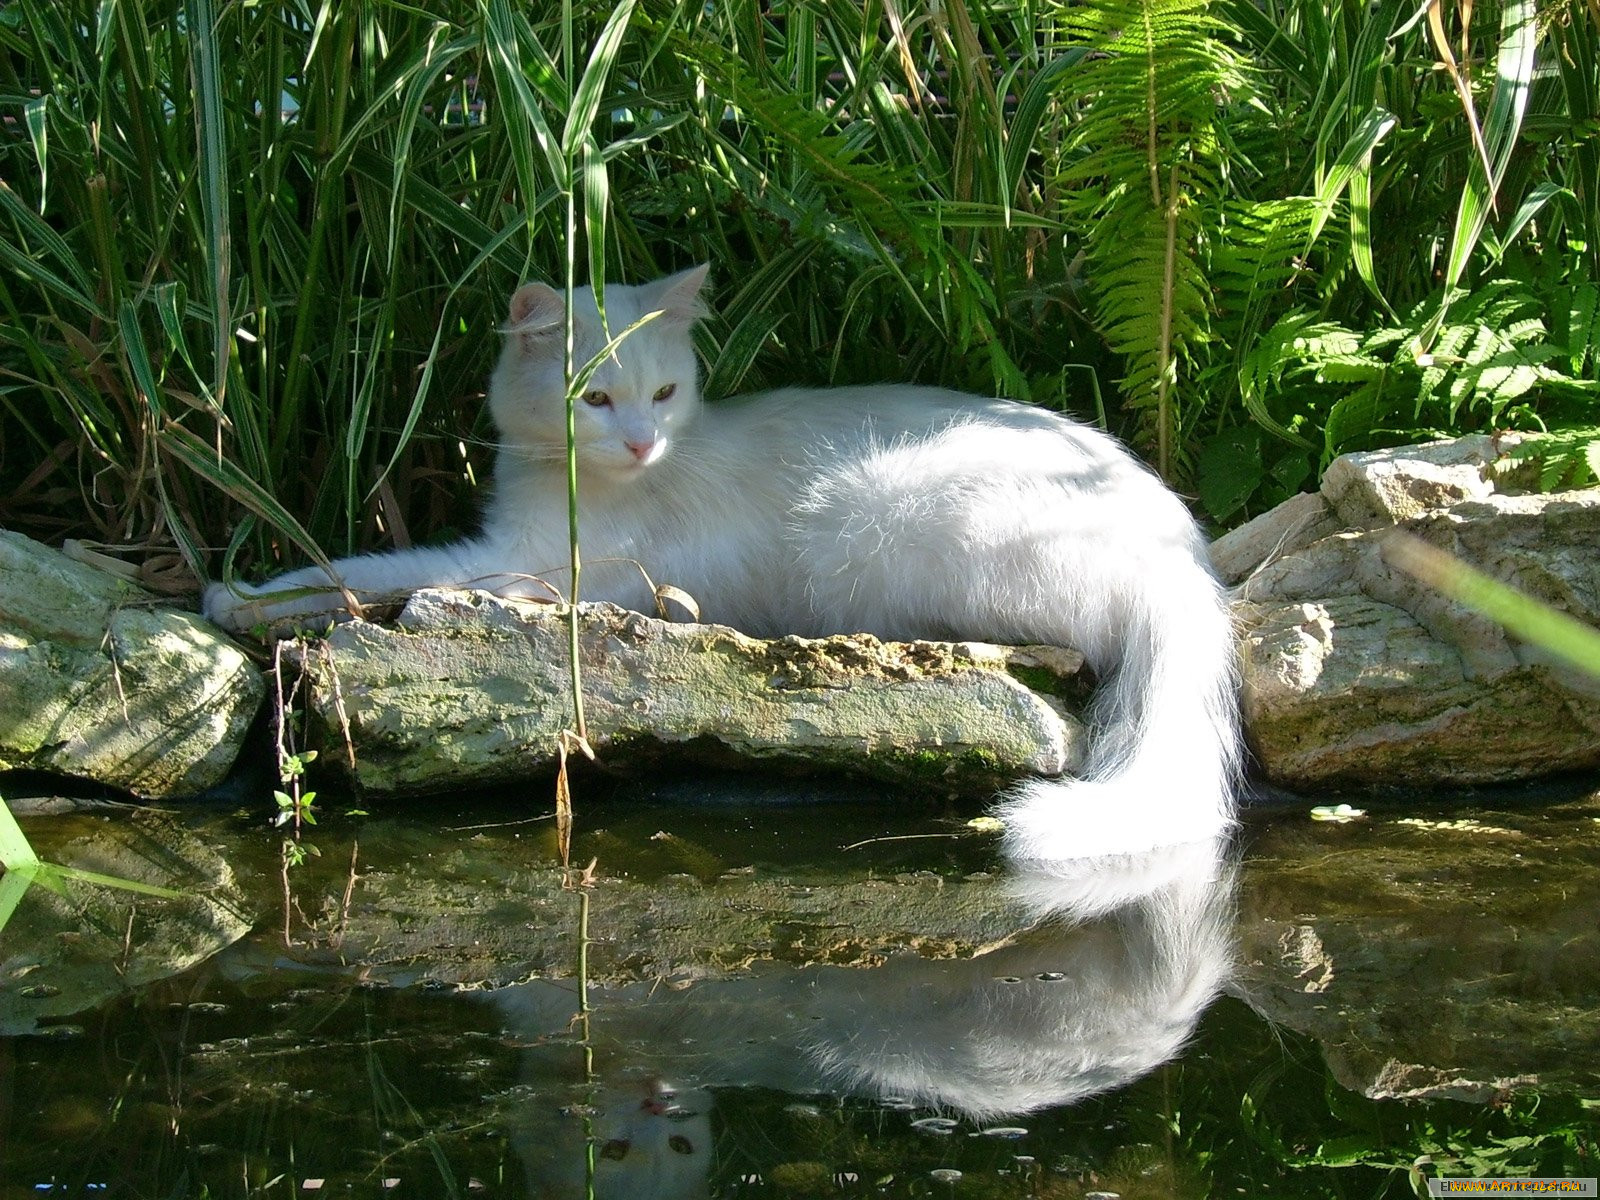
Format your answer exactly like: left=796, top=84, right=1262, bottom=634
left=0, top=777, right=1597, bottom=1197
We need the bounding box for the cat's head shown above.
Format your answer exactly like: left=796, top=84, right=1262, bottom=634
left=489, top=265, right=709, bottom=478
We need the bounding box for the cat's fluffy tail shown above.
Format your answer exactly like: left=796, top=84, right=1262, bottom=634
left=995, top=562, right=1240, bottom=865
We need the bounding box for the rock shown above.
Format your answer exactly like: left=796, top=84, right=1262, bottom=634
left=0, top=807, right=255, bottom=1035
left=1209, top=490, right=1339, bottom=587
left=1318, top=433, right=1521, bottom=528
left=0, top=532, right=266, bottom=797
left=1231, top=439, right=1600, bottom=789
left=294, top=591, right=1089, bottom=797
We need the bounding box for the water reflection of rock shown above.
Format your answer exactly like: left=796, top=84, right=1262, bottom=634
left=0, top=808, right=254, bottom=1035
left=1232, top=792, right=1600, bottom=1102
left=494, top=839, right=1234, bottom=1199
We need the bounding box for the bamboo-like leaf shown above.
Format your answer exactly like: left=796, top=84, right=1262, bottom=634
left=564, top=0, right=638, bottom=156
left=160, top=421, right=340, bottom=585
left=0, top=178, right=99, bottom=311
left=483, top=0, right=567, bottom=193
left=1004, top=49, right=1091, bottom=208
left=117, top=298, right=164, bottom=422
left=1348, top=169, right=1395, bottom=319
left=369, top=223, right=527, bottom=500
left=567, top=310, right=663, bottom=402
left=1309, top=108, right=1396, bottom=246
left=184, top=0, right=232, bottom=408
left=23, top=96, right=48, bottom=213
left=0, top=796, right=39, bottom=870
left=1427, top=0, right=1497, bottom=208
left=582, top=134, right=610, bottom=331
left=1485, top=181, right=1569, bottom=265
left=1425, top=0, right=1537, bottom=347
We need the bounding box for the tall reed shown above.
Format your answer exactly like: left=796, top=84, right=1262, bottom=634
left=1, top=0, right=1594, bottom=565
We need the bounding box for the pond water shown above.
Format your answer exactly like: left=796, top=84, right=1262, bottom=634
left=2, top=775, right=1597, bottom=1198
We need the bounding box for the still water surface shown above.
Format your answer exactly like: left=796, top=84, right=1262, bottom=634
left=2, top=778, right=1596, bottom=1197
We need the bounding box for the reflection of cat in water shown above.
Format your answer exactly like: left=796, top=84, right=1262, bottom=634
left=496, top=840, right=1234, bottom=1198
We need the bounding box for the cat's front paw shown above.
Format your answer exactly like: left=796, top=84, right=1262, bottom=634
left=202, top=576, right=349, bottom=635
left=202, top=579, right=267, bottom=634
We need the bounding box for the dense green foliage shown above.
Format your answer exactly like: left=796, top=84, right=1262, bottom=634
left=0, top=0, right=1596, bottom=586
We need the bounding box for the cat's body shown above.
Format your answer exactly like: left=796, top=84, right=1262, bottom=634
left=205, top=266, right=1239, bottom=861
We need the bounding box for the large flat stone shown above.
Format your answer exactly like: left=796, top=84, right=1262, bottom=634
left=1241, top=594, right=1600, bottom=785
left=295, top=591, right=1089, bottom=796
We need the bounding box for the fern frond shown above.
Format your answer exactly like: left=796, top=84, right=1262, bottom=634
left=1049, top=0, right=1245, bottom=479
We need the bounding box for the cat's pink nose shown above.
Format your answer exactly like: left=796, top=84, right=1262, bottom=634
left=625, top=439, right=657, bottom=462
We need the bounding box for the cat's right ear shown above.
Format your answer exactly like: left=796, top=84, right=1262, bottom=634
left=504, top=282, right=562, bottom=351
left=655, top=263, right=711, bottom=325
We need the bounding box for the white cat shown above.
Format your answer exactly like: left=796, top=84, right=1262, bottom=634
left=203, top=266, right=1239, bottom=862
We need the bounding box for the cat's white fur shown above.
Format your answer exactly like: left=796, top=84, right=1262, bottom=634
left=203, top=266, right=1240, bottom=862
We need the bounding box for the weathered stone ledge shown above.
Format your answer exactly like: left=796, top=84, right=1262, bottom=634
left=293, top=591, right=1090, bottom=796
left=1217, top=435, right=1600, bottom=789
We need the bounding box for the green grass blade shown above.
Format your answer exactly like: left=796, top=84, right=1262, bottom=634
left=45, top=863, right=187, bottom=900
left=0, top=865, right=38, bottom=939
left=117, top=297, right=164, bottom=421
left=23, top=96, right=48, bottom=212
left=563, top=0, right=638, bottom=157
left=483, top=0, right=567, bottom=192
left=0, top=796, right=40, bottom=870
left=159, top=422, right=337, bottom=583
left=1348, top=170, right=1395, bottom=319
left=582, top=133, right=610, bottom=321
left=1427, top=0, right=1537, bottom=346
left=0, top=178, right=99, bottom=312
left=1309, top=107, right=1395, bottom=246
left=1383, top=533, right=1600, bottom=679
left=184, top=0, right=232, bottom=407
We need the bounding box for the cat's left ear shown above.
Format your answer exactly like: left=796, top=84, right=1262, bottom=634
left=654, top=264, right=711, bottom=325
left=503, top=281, right=564, bottom=358
left=505, top=282, right=563, bottom=335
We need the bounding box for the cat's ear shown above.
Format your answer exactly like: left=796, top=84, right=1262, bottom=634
left=653, top=263, right=711, bottom=326
left=504, top=282, right=562, bottom=338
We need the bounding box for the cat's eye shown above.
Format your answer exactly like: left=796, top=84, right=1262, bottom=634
left=652, top=383, right=676, bottom=403
left=668, top=1135, right=695, bottom=1155
left=583, top=389, right=612, bottom=408
left=600, top=1139, right=630, bottom=1161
